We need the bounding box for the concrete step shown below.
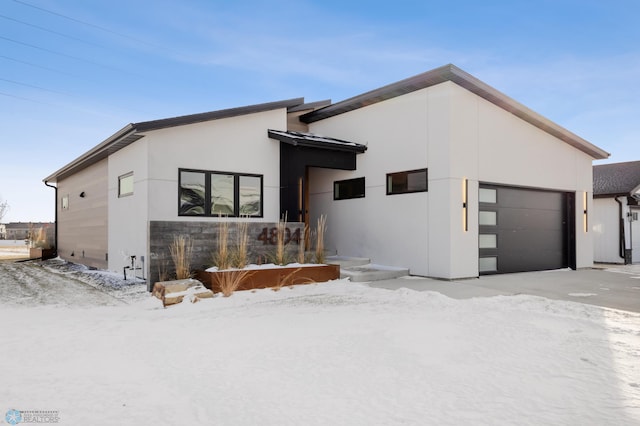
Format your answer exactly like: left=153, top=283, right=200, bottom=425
left=326, top=256, right=410, bottom=282
left=326, top=255, right=371, bottom=268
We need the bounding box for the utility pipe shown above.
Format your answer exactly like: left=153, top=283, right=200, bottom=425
left=44, top=180, right=58, bottom=257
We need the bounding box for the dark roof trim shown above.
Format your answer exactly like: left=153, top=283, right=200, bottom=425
left=44, top=98, right=304, bottom=183
left=135, top=98, right=304, bottom=132
left=301, top=64, right=609, bottom=160
left=267, top=129, right=367, bottom=153
left=287, top=99, right=331, bottom=113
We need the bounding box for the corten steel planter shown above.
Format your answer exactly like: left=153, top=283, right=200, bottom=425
left=195, top=264, right=340, bottom=293
left=29, top=248, right=55, bottom=260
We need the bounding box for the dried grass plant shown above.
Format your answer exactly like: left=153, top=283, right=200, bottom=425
left=233, top=221, right=249, bottom=269
left=28, top=224, right=50, bottom=249
left=169, top=235, right=193, bottom=280
left=275, top=216, right=287, bottom=265
left=217, top=269, right=254, bottom=297
left=314, top=214, right=327, bottom=264
left=271, top=267, right=308, bottom=291
left=297, top=224, right=309, bottom=264
left=157, top=260, right=170, bottom=282
left=213, top=220, right=231, bottom=270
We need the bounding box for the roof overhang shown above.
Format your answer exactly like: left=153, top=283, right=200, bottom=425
left=267, top=129, right=367, bottom=153
left=301, top=64, right=609, bottom=160
left=44, top=98, right=306, bottom=183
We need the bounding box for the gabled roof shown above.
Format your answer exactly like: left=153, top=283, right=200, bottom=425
left=593, top=160, right=640, bottom=196
left=300, top=64, right=609, bottom=160
left=267, top=129, right=367, bottom=153
left=44, top=98, right=305, bottom=183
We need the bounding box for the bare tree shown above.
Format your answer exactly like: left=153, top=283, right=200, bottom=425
left=0, top=197, right=9, bottom=222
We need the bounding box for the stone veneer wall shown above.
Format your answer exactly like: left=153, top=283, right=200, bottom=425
left=149, top=221, right=306, bottom=289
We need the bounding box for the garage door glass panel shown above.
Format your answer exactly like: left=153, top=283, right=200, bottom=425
left=479, top=211, right=497, bottom=226
left=479, top=234, right=497, bottom=249
left=479, top=188, right=497, bottom=203
left=479, top=257, right=497, bottom=272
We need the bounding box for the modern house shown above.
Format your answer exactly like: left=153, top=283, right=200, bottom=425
left=43, top=64, right=609, bottom=285
left=592, top=161, right=640, bottom=264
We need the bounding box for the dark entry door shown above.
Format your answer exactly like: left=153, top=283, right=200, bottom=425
left=478, top=184, right=572, bottom=274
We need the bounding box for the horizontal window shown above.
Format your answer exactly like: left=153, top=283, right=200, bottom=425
left=479, top=234, right=497, bottom=249
left=118, top=172, right=134, bottom=197
left=479, top=211, right=497, bottom=226
left=479, top=188, right=497, bottom=203
left=387, top=168, right=428, bottom=195
left=479, top=256, right=497, bottom=272
left=179, top=169, right=262, bottom=217
left=334, top=177, right=365, bottom=200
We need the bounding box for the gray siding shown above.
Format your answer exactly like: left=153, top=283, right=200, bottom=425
left=149, top=221, right=306, bottom=286
left=57, top=158, right=108, bottom=269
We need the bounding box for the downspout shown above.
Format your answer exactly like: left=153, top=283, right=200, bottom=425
left=614, top=196, right=626, bottom=261
left=44, top=180, right=58, bottom=256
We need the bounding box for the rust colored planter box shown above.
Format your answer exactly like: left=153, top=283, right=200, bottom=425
left=195, top=264, right=340, bottom=293
left=29, top=248, right=55, bottom=260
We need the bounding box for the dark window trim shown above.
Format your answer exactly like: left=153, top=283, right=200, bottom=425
left=334, top=177, right=365, bottom=200
left=118, top=172, right=134, bottom=198
left=386, top=168, right=428, bottom=195
left=178, top=168, right=263, bottom=217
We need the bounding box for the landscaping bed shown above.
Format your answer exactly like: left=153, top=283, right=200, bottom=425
left=195, top=263, right=340, bottom=293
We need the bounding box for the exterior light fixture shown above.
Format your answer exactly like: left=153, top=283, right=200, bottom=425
left=583, top=192, right=588, bottom=232
left=79, top=191, right=86, bottom=198
left=462, top=178, right=468, bottom=231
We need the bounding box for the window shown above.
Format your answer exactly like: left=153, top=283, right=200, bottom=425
left=479, top=211, right=497, bottom=226
left=118, top=172, right=134, bottom=197
left=479, top=188, right=497, bottom=203
left=334, top=177, right=365, bottom=200
left=479, top=256, right=497, bottom=272
left=61, top=195, right=69, bottom=210
left=386, top=168, right=428, bottom=195
left=239, top=175, right=262, bottom=215
left=179, top=169, right=262, bottom=217
left=479, top=234, right=497, bottom=249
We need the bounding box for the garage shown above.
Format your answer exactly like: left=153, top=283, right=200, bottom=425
left=478, top=184, right=575, bottom=274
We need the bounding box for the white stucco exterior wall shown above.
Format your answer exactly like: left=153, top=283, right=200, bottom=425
left=447, top=83, right=595, bottom=270
left=309, top=81, right=596, bottom=279
left=108, top=138, right=149, bottom=277
left=144, top=109, right=285, bottom=223
left=107, top=108, right=287, bottom=278
left=308, top=89, right=431, bottom=276
left=592, top=197, right=626, bottom=263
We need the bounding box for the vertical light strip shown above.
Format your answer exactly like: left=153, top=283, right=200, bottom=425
left=298, top=177, right=304, bottom=222
left=462, top=178, right=468, bottom=232
left=583, top=191, right=588, bottom=233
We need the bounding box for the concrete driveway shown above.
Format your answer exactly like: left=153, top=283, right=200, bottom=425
left=369, top=265, right=640, bottom=313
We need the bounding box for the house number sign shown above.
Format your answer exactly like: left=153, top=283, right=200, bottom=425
left=257, top=227, right=302, bottom=245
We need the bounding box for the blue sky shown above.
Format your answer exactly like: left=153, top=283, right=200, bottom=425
left=1, top=0, right=639, bottom=223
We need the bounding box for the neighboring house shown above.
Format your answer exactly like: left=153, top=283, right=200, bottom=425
left=43, top=64, right=609, bottom=286
left=0, top=224, right=6, bottom=239
left=592, top=161, right=640, bottom=264
left=4, top=222, right=53, bottom=242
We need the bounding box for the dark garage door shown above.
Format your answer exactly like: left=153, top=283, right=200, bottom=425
left=478, top=184, right=574, bottom=274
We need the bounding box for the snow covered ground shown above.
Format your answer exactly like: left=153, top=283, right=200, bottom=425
left=1, top=260, right=639, bottom=425
left=0, top=239, right=29, bottom=260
